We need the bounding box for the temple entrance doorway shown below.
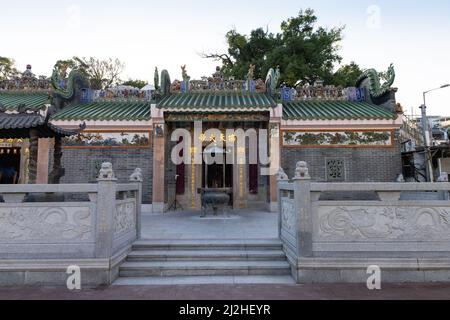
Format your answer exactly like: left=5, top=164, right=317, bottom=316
left=0, top=147, right=21, bottom=184
left=202, top=146, right=234, bottom=206
left=165, top=114, right=271, bottom=212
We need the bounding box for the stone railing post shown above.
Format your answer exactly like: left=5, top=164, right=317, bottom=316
left=292, top=161, right=313, bottom=257
left=95, top=163, right=117, bottom=258
left=129, top=168, right=143, bottom=239
left=276, top=168, right=289, bottom=238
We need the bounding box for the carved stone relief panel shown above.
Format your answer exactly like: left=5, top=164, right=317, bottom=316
left=281, top=198, right=296, bottom=237
left=317, top=205, right=450, bottom=241
left=114, top=200, right=136, bottom=236
left=0, top=206, right=92, bottom=241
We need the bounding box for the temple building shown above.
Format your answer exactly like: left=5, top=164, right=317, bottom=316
left=0, top=64, right=403, bottom=212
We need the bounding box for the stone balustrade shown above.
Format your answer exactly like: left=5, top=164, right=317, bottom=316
left=0, top=164, right=142, bottom=287
left=278, top=162, right=450, bottom=283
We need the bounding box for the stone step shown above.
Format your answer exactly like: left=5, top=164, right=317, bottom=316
left=119, top=260, right=291, bottom=277
left=126, top=249, right=287, bottom=261
left=113, top=275, right=295, bottom=286
left=132, top=239, right=283, bottom=251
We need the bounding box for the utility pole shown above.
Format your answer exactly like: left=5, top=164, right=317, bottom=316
left=421, top=84, right=450, bottom=182
left=419, top=103, right=434, bottom=182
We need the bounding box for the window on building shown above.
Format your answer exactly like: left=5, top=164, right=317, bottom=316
left=326, top=158, right=346, bottom=182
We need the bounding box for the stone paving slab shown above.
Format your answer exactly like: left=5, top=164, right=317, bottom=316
left=140, top=210, right=278, bottom=240
left=1, top=283, right=450, bottom=300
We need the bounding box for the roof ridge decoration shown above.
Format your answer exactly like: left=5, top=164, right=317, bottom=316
left=51, top=68, right=83, bottom=100
left=0, top=65, right=51, bottom=92
left=162, top=66, right=269, bottom=95
left=356, top=64, right=396, bottom=99
left=160, top=69, right=171, bottom=96
left=154, top=67, right=160, bottom=91
left=265, top=66, right=281, bottom=96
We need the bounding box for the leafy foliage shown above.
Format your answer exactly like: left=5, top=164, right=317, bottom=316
left=54, top=57, right=125, bottom=90
left=121, top=79, right=148, bottom=89
left=0, top=57, right=19, bottom=80
left=331, top=62, right=363, bottom=87
left=202, top=9, right=361, bottom=87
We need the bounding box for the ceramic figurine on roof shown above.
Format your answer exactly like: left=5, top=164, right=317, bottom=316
left=265, top=65, right=281, bottom=95
left=181, top=65, right=190, bottom=82
left=22, top=65, right=35, bottom=78
left=212, top=66, right=224, bottom=83
left=181, top=65, right=191, bottom=92
left=247, top=64, right=255, bottom=81
left=356, top=63, right=396, bottom=103
left=51, top=67, right=87, bottom=110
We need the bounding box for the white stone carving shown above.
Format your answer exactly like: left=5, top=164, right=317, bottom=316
left=396, top=174, right=405, bottom=183
left=294, top=161, right=310, bottom=180
left=0, top=206, right=92, bottom=241
left=98, top=162, right=115, bottom=180
left=129, top=168, right=143, bottom=182
left=318, top=206, right=450, bottom=241
left=114, top=201, right=136, bottom=235
left=281, top=198, right=296, bottom=235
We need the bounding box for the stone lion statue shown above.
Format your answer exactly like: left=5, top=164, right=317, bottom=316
left=295, top=161, right=310, bottom=179
left=129, top=168, right=143, bottom=182
left=277, top=168, right=289, bottom=181
left=98, top=162, right=115, bottom=180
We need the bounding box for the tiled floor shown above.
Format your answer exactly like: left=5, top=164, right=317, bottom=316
left=140, top=209, right=279, bottom=240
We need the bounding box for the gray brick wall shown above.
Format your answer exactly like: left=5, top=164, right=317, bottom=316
left=49, top=147, right=153, bottom=203
left=281, top=142, right=402, bottom=183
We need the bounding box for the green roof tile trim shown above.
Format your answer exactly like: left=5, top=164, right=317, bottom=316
left=282, top=100, right=396, bottom=121
left=51, top=101, right=151, bottom=121
left=158, top=92, right=277, bottom=109
left=0, top=91, right=50, bottom=110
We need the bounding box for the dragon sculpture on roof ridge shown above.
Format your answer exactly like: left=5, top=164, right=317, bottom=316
left=51, top=68, right=84, bottom=100
left=265, top=66, right=281, bottom=95
left=356, top=63, right=396, bottom=99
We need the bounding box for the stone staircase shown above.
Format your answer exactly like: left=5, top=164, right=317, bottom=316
left=114, top=239, right=294, bottom=285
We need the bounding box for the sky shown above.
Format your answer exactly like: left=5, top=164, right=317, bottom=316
left=1, top=0, right=449, bottom=116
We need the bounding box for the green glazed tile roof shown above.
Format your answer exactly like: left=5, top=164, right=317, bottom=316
left=0, top=113, right=83, bottom=138
left=51, top=101, right=151, bottom=121
left=0, top=91, right=50, bottom=110
left=158, top=92, right=276, bottom=110
left=282, top=100, right=396, bottom=121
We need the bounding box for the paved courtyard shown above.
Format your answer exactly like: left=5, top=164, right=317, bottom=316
left=1, top=283, right=450, bottom=300
left=141, top=209, right=279, bottom=239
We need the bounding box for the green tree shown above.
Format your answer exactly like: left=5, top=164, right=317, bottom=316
left=121, top=79, right=148, bottom=89
left=54, top=57, right=125, bottom=90
left=331, top=62, right=363, bottom=87
left=202, top=9, right=347, bottom=87
left=0, top=57, right=19, bottom=80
